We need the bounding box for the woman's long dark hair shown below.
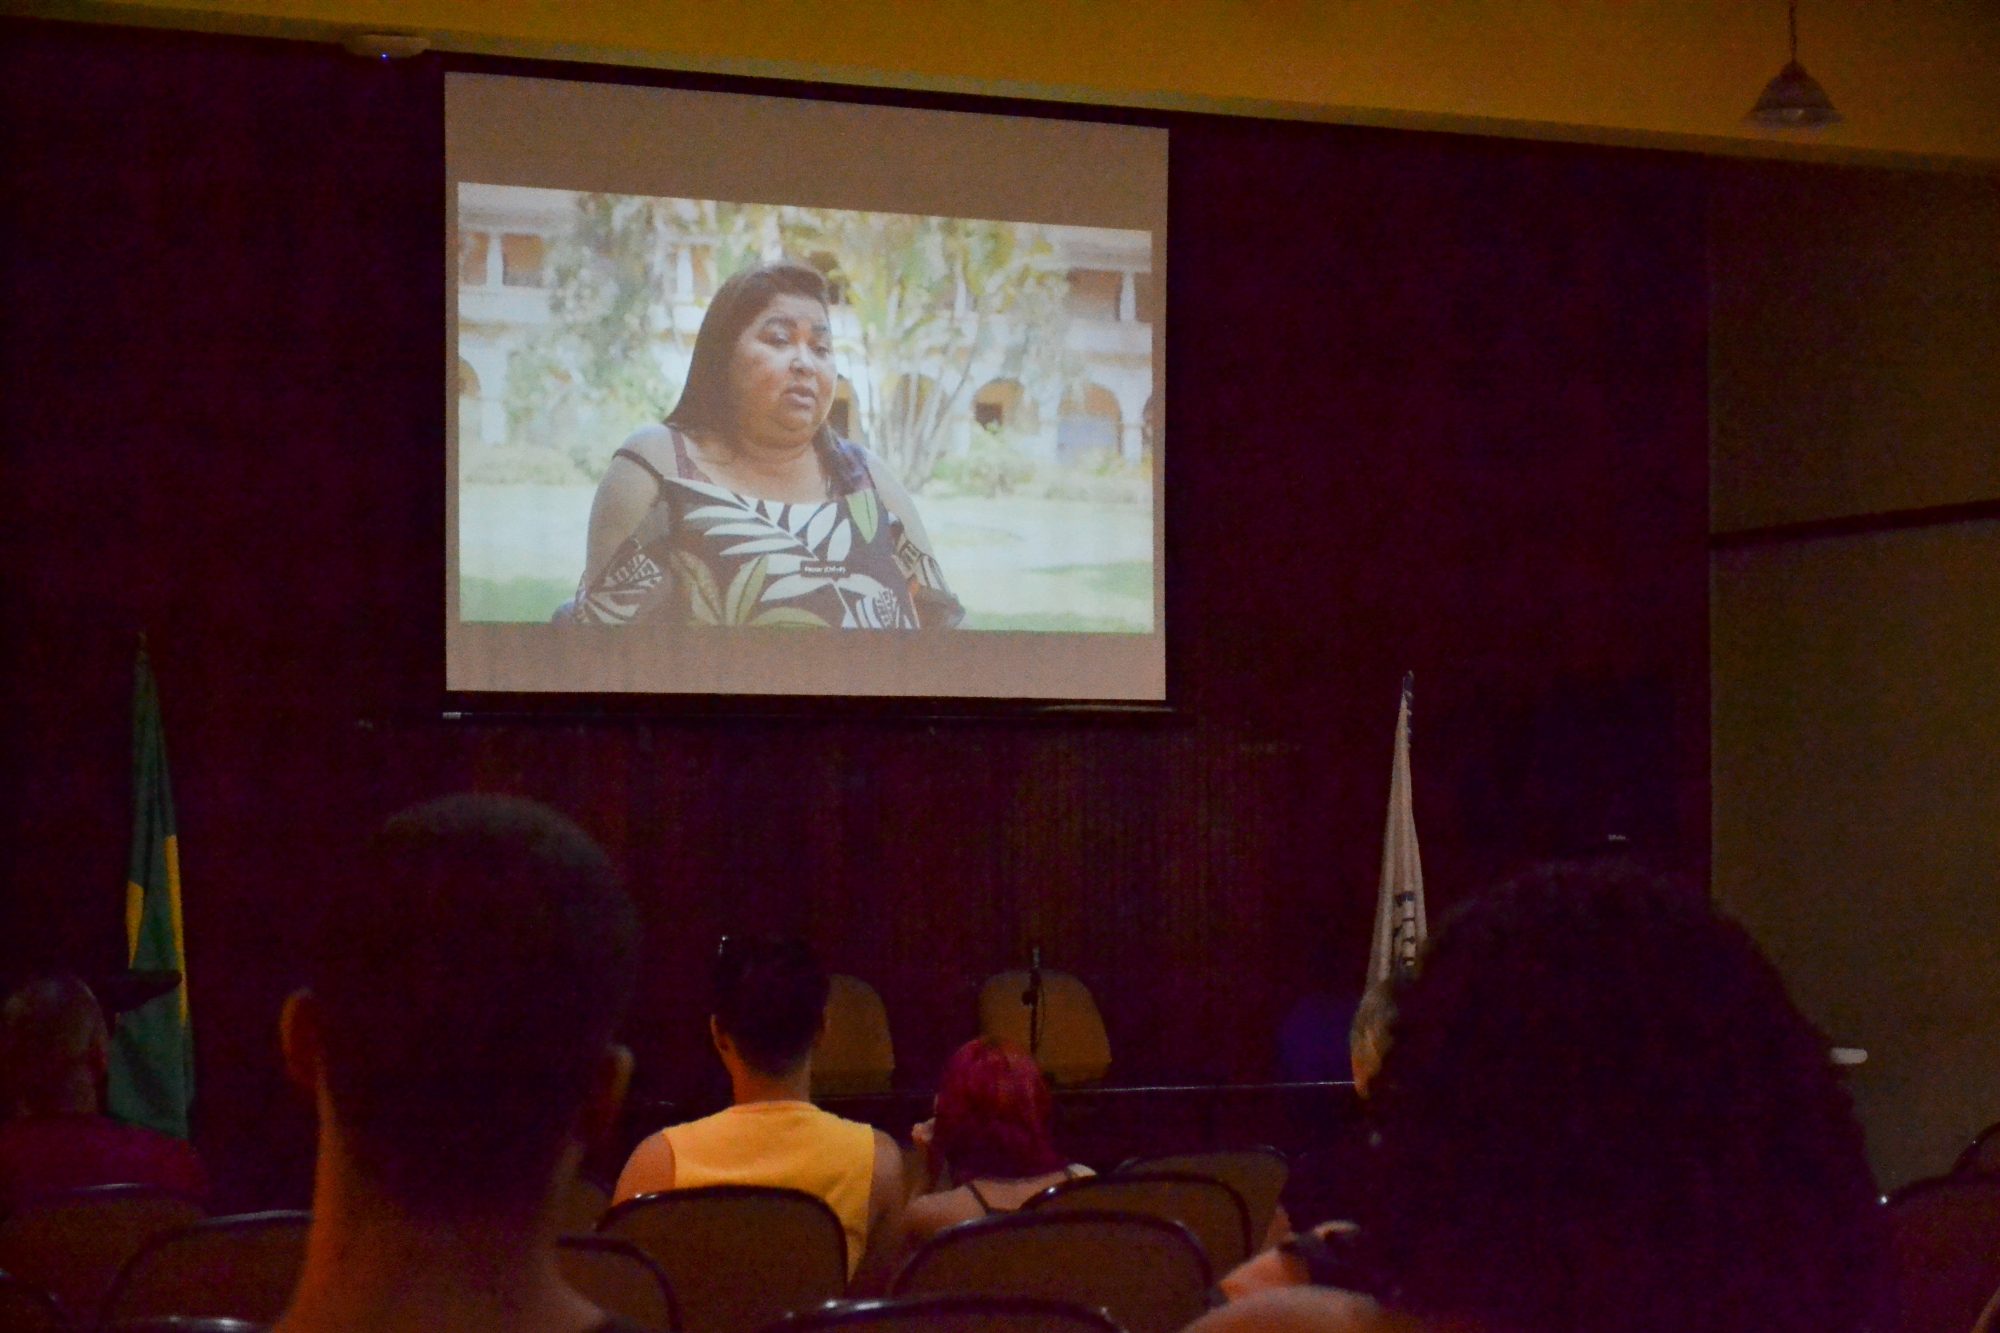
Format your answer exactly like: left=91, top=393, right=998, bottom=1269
left=665, top=261, right=837, bottom=454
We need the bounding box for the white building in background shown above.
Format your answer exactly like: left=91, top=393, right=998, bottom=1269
left=455, top=185, right=1156, bottom=468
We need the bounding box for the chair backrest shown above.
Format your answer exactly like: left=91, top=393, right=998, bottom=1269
left=600, top=1187, right=848, bottom=1333
left=556, top=1234, right=679, bottom=1331
left=102, top=1210, right=309, bottom=1325
left=557, top=1173, right=613, bottom=1235
left=1118, top=1149, right=1288, bottom=1248
left=0, top=1184, right=204, bottom=1325
left=812, top=975, right=895, bottom=1096
left=1955, top=1120, right=2000, bottom=1178
left=977, top=971, right=1110, bottom=1086
left=1026, top=1170, right=1252, bottom=1272
left=0, top=1269, right=74, bottom=1333
left=765, top=1293, right=1125, bottom=1333
left=1885, top=1173, right=2000, bottom=1333
left=892, top=1209, right=1210, bottom=1333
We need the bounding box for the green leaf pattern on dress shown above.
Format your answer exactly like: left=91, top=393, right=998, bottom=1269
left=675, top=479, right=911, bottom=629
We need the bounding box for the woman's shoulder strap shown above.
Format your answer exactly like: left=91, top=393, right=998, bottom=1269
left=612, top=423, right=688, bottom=494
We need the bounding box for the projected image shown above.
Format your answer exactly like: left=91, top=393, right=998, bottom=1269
left=457, top=185, right=1156, bottom=633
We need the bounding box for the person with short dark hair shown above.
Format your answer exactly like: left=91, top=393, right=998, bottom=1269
left=901, top=1038, right=1093, bottom=1250
left=0, top=972, right=207, bottom=1211
left=275, top=794, right=640, bottom=1333
left=1193, top=860, right=1888, bottom=1333
left=614, top=936, right=905, bottom=1291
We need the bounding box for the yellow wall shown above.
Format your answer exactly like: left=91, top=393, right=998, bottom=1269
left=1711, top=164, right=2000, bottom=1187
left=56, top=0, right=2000, bottom=166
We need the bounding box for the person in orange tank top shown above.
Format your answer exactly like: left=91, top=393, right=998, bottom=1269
left=615, top=936, right=905, bottom=1291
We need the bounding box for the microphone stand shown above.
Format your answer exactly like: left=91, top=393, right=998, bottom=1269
left=1022, top=945, right=1045, bottom=1059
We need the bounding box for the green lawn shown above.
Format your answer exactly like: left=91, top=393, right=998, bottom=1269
left=460, top=576, right=573, bottom=623
left=458, top=562, right=1155, bottom=632
left=1031, top=560, right=1154, bottom=603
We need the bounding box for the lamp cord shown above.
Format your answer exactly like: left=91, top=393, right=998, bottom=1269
left=1789, top=0, right=1799, bottom=62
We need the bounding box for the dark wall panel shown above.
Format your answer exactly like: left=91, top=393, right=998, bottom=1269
left=0, top=20, right=1708, bottom=1208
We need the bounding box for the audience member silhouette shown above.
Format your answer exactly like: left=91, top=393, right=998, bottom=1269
left=0, top=971, right=207, bottom=1211
left=614, top=935, right=904, bottom=1291
left=274, top=794, right=641, bottom=1333
left=1193, top=859, right=1888, bottom=1333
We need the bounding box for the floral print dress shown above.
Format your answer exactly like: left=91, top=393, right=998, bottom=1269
left=566, top=427, right=962, bottom=631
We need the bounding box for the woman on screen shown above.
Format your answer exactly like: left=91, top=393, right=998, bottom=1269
left=561, top=261, right=961, bottom=630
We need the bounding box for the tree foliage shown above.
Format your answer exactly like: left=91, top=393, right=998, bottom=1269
left=503, top=193, right=1076, bottom=492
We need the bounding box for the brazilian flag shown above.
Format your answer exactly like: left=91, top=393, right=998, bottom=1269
left=107, top=641, right=194, bottom=1139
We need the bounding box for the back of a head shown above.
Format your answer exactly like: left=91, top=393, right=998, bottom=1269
left=1, top=973, right=107, bottom=1113
left=308, top=794, right=638, bottom=1218
left=1367, top=860, right=1886, bottom=1333
left=932, top=1038, right=1064, bottom=1180
left=713, top=936, right=829, bottom=1078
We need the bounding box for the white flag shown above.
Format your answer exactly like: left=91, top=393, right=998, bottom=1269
left=1369, top=672, right=1427, bottom=986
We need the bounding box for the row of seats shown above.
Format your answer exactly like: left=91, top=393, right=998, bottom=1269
left=0, top=1288, right=1128, bottom=1333
left=814, top=971, right=1112, bottom=1093
left=0, top=1149, right=1286, bottom=1332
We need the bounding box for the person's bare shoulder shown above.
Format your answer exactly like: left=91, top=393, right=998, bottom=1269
left=1187, top=1287, right=1413, bottom=1333
left=612, top=1131, right=674, bottom=1204
left=904, top=1186, right=977, bottom=1243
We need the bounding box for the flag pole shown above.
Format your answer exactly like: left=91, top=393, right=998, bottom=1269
left=1369, top=672, right=1427, bottom=988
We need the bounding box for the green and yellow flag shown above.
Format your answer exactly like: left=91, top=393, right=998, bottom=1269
left=107, top=641, right=194, bottom=1138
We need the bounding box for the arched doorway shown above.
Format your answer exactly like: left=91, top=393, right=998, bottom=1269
left=1056, top=382, right=1120, bottom=462
left=972, top=378, right=1029, bottom=433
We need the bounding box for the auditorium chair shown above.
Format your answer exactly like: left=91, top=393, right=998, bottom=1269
left=555, top=1235, right=680, bottom=1331
left=103, top=1211, right=678, bottom=1330
left=890, top=1209, right=1210, bottom=1333
left=977, top=970, right=1110, bottom=1085
left=1884, top=1173, right=2000, bottom=1333
left=1026, top=1170, right=1252, bottom=1272
left=811, top=974, right=896, bottom=1096
left=1117, top=1147, right=1288, bottom=1247
left=100, top=1210, right=309, bottom=1325
left=0, top=1184, right=204, bottom=1326
left=558, top=1173, right=614, bottom=1234
left=600, top=1186, right=847, bottom=1333
left=97, top=1312, right=268, bottom=1320
left=1953, top=1119, right=2000, bottom=1178
left=763, top=1293, right=1126, bottom=1333
left=0, top=1269, right=73, bottom=1333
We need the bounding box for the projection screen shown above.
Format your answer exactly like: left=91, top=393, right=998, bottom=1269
left=447, top=74, right=1167, bottom=700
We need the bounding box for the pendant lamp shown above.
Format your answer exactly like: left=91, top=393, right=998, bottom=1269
left=1748, top=0, right=1842, bottom=128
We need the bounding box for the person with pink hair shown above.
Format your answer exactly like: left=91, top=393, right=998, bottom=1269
left=902, top=1038, right=1093, bottom=1251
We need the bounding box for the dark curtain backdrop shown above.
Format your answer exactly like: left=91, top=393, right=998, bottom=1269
left=0, top=20, right=1708, bottom=1208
